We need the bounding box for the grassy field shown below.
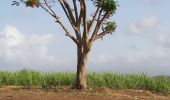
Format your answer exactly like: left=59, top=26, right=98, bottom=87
left=0, top=69, right=170, bottom=95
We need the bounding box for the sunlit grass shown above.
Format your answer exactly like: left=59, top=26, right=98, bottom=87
left=0, top=69, right=169, bottom=95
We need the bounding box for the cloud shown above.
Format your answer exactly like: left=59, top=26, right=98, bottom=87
left=91, top=50, right=168, bottom=65
left=156, top=33, right=170, bottom=48
left=0, top=25, right=62, bottom=70
left=126, top=16, right=158, bottom=36
left=125, top=16, right=170, bottom=49
left=90, top=55, right=115, bottom=64
left=89, top=50, right=170, bottom=75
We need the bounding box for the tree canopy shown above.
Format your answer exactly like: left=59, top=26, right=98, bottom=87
left=12, top=0, right=118, bottom=43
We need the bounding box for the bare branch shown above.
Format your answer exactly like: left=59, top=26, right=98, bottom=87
left=58, top=0, right=81, bottom=42
left=81, top=0, right=88, bottom=43
left=90, top=9, right=103, bottom=40
left=43, top=0, right=57, bottom=17
left=95, top=31, right=110, bottom=40
left=90, top=11, right=110, bottom=42
left=62, top=0, right=76, bottom=25
left=58, top=0, right=72, bottom=23
left=40, top=5, right=55, bottom=18
left=88, top=0, right=104, bottom=33
left=78, top=7, right=83, bottom=29
left=73, top=0, right=79, bottom=25
left=55, top=20, right=78, bottom=44
left=39, top=0, right=78, bottom=44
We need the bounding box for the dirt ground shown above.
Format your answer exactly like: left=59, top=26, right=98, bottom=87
left=0, top=86, right=169, bottom=100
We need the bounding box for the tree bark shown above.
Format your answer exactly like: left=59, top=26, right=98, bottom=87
left=76, top=45, right=90, bottom=90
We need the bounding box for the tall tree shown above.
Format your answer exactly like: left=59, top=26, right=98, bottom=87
left=12, top=0, right=118, bottom=90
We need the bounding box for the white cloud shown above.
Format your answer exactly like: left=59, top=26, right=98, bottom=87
left=91, top=50, right=168, bottom=65
left=126, top=16, right=158, bottom=36
left=89, top=50, right=170, bottom=75
left=140, top=16, right=158, bottom=28
left=156, top=33, right=170, bottom=48
left=125, top=16, right=170, bottom=49
left=91, top=55, right=115, bottom=64
left=0, top=25, right=24, bottom=47
left=0, top=25, right=62, bottom=70
left=127, top=52, right=149, bottom=64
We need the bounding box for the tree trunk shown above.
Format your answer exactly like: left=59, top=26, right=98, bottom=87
left=76, top=45, right=90, bottom=90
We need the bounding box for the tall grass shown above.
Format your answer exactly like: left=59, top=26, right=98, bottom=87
left=0, top=70, right=169, bottom=94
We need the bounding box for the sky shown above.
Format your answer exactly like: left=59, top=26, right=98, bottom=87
left=0, top=0, right=170, bottom=75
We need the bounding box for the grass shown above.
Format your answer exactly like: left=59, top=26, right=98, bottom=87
left=0, top=69, right=170, bottom=95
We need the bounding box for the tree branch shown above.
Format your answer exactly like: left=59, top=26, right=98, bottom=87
left=58, top=0, right=81, bottom=42
left=90, top=11, right=110, bottom=42
left=73, top=0, right=79, bottom=25
left=56, top=20, right=78, bottom=44
left=62, top=0, right=76, bottom=25
left=95, top=31, right=110, bottom=40
left=40, top=1, right=78, bottom=44
left=81, top=0, right=88, bottom=44
left=78, top=7, right=83, bottom=30
left=40, top=4, right=55, bottom=18
left=58, top=0, right=74, bottom=26
left=43, top=0, right=57, bottom=17
left=90, top=8, right=103, bottom=42
left=88, top=0, right=104, bottom=33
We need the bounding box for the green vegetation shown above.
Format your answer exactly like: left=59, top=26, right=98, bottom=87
left=0, top=70, right=170, bottom=95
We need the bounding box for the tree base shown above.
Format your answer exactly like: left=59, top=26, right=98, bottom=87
left=75, top=83, right=87, bottom=90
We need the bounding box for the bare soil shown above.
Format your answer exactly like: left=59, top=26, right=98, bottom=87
left=0, top=86, right=169, bottom=100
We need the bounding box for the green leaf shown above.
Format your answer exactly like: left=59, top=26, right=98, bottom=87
left=91, top=0, right=118, bottom=16
left=102, top=22, right=117, bottom=33
left=25, top=0, right=40, bottom=8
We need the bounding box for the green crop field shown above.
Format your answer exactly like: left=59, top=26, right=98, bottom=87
left=0, top=69, right=170, bottom=95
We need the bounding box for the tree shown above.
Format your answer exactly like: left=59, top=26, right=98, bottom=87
left=12, top=0, right=118, bottom=90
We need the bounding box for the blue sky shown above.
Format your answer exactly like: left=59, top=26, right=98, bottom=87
left=0, top=0, right=170, bottom=75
